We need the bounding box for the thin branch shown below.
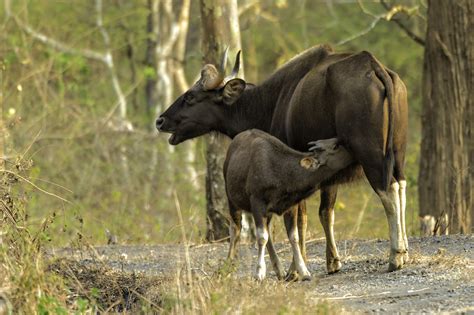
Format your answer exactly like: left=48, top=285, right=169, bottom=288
left=1, top=170, right=71, bottom=204
left=6, top=0, right=131, bottom=122
left=336, top=16, right=383, bottom=46
left=4, top=0, right=106, bottom=62
left=380, top=0, right=425, bottom=46
left=95, top=0, right=128, bottom=120
left=238, top=0, right=259, bottom=16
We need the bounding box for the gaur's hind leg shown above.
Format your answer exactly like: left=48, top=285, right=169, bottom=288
left=284, top=208, right=311, bottom=281
left=266, top=215, right=285, bottom=280
left=364, top=165, right=406, bottom=271
left=399, top=179, right=408, bottom=263
left=395, top=153, right=409, bottom=263
left=320, top=185, right=342, bottom=274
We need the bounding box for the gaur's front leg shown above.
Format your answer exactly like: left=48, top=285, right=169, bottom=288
left=320, top=185, right=342, bottom=274
left=298, top=201, right=308, bottom=262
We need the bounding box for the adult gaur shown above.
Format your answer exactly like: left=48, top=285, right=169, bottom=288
left=156, top=44, right=408, bottom=274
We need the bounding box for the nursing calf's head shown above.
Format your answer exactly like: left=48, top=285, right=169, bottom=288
left=301, top=138, right=353, bottom=172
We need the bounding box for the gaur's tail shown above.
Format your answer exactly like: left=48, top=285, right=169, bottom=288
left=372, top=57, right=395, bottom=191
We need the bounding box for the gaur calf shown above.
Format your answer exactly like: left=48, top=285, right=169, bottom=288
left=224, top=129, right=354, bottom=281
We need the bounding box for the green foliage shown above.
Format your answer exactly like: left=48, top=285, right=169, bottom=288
left=1, top=0, right=426, bottom=249
left=38, top=295, right=69, bottom=315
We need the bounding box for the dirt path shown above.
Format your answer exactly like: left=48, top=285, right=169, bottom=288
left=53, top=235, right=474, bottom=313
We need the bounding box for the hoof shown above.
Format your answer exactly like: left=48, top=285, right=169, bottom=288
left=388, top=252, right=405, bottom=272
left=276, top=272, right=285, bottom=281
left=327, top=259, right=342, bottom=274
left=285, top=270, right=299, bottom=282
left=301, top=275, right=312, bottom=282
left=254, top=273, right=266, bottom=282
left=402, top=251, right=410, bottom=264
left=388, top=262, right=403, bottom=272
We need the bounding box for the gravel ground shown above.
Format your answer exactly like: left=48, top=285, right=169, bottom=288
left=52, top=234, right=474, bottom=313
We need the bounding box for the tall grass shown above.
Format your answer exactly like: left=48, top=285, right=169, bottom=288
left=0, top=157, right=68, bottom=313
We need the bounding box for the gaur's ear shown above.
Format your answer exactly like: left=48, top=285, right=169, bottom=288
left=222, top=79, right=246, bottom=105
left=300, top=157, right=319, bottom=170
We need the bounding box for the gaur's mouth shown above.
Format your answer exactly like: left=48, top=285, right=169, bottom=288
left=168, top=133, right=180, bottom=145
left=162, top=123, right=209, bottom=145
left=157, top=127, right=181, bottom=145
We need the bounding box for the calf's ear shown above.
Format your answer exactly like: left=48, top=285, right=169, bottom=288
left=300, top=157, right=319, bottom=170
left=222, top=79, right=246, bottom=105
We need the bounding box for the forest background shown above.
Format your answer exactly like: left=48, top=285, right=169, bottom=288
left=2, top=0, right=426, bottom=246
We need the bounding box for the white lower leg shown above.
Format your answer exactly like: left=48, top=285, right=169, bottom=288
left=398, top=180, right=408, bottom=251
left=327, top=209, right=341, bottom=263
left=379, top=182, right=406, bottom=270
left=255, top=227, right=268, bottom=280
left=240, top=213, right=251, bottom=241
left=289, top=227, right=311, bottom=279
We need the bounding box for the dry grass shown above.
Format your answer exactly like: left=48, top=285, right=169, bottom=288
left=48, top=259, right=164, bottom=313
left=115, top=264, right=326, bottom=313
left=0, top=160, right=72, bottom=313
left=0, top=161, right=333, bottom=314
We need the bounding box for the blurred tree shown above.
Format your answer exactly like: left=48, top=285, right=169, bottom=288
left=145, top=0, right=190, bottom=118
left=419, top=0, right=473, bottom=234
left=144, top=0, right=199, bottom=199
left=0, top=61, right=5, bottom=169
left=199, top=0, right=243, bottom=241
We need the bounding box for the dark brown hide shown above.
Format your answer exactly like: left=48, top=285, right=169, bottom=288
left=157, top=44, right=409, bottom=272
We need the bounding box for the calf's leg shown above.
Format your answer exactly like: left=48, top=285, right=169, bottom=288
left=227, top=206, right=242, bottom=261
left=284, top=208, right=311, bottom=281
left=319, top=185, right=342, bottom=274
left=251, top=198, right=269, bottom=281
left=266, top=215, right=285, bottom=280
left=285, top=204, right=299, bottom=280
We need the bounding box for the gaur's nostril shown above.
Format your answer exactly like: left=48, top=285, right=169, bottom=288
left=156, top=117, right=165, bottom=130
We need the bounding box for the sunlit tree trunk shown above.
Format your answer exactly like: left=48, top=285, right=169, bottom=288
left=419, top=0, right=473, bottom=234
left=0, top=62, right=5, bottom=170
left=0, top=91, right=4, bottom=171
left=145, top=0, right=197, bottom=203
left=200, top=0, right=244, bottom=241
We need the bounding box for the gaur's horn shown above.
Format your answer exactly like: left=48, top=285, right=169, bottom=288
left=228, top=50, right=241, bottom=79
left=200, top=47, right=229, bottom=90
left=222, top=50, right=241, bottom=85
left=219, top=46, right=229, bottom=75
left=200, top=64, right=223, bottom=90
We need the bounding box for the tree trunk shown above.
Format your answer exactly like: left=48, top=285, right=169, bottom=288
left=0, top=96, right=4, bottom=170
left=200, top=0, right=243, bottom=241
left=419, top=0, right=473, bottom=234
